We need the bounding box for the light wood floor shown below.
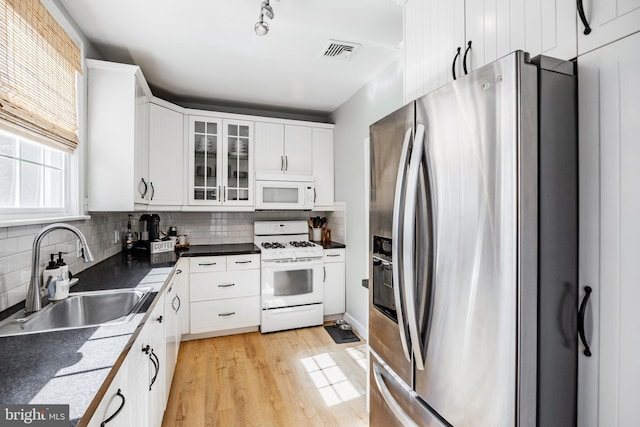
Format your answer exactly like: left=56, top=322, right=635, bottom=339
left=162, top=326, right=369, bottom=427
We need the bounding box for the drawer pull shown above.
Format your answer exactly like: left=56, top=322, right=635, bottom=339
left=327, top=254, right=341, bottom=257
left=199, top=262, right=217, bottom=266
left=235, top=260, right=252, bottom=264
left=218, top=283, right=235, bottom=288
left=218, top=312, right=236, bottom=317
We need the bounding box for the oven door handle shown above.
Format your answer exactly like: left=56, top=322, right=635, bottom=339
left=261, top=259, right=323, bottom=268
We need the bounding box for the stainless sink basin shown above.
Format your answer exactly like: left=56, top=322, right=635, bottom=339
left=0, top=288, right=150, bottom=337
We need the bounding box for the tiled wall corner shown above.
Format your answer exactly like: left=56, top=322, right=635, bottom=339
left=326, top=202, right=346, bottom=244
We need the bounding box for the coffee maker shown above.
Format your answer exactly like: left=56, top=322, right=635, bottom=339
left=139, top=214, right=160, bottom=241
left=134, top=213, right=161, bottom=251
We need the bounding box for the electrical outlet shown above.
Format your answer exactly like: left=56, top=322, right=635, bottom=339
left=113, top=230, right=119, bottom=244
left=76, top=240, right=82, bottom=258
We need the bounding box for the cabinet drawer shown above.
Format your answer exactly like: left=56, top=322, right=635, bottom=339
left=190, top=270, right=260, bottom=302
left=190, top=296, right=260, bottom=333
left=190, top=256, right=226, bottom=273
left=323, top=249, right=345, bottom=263
left=226, top=254, right=260, bottom=271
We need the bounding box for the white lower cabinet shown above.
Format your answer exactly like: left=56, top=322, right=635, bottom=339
left=164, top=274, right=179, bottom=405
left=88, top=294, right=165, bottom=427
left=87, top=357, right=132, bottom=427
left=323, top=249, right=345, bottom=316
left=174, top=258, right=190, bottom=339
left=188, top=254, right=261, bottom=335
left=145, top=295, right=166, bottom=427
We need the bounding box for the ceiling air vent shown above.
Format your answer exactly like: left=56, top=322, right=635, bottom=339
left=320, top=40, right=361, bottom=61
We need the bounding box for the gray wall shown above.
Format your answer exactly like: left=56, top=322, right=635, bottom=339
left=330, top=57, right=404, bottom=334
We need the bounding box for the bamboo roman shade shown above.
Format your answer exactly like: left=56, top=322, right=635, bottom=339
left=0, top=0, right=82, bottom=151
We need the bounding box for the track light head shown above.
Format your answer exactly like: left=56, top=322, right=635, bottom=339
left=254, top=19, right=269, bottom=36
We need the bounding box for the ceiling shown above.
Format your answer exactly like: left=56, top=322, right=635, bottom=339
left=60, top=0, right=403, bottom=118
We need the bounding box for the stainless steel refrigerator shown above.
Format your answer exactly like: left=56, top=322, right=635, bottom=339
left=368, top=51, right=577, bottom=426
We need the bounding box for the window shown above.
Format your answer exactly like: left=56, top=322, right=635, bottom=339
left=0, top=0, right=82, bottom=151
left=0, top=128, right=67, bottom=212
left=0, top=0, right=84, bottom=224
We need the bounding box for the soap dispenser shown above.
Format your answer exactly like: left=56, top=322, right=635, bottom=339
left=43, top=253, right=60, bottom=285
left=56, top=252, right=69, bottom=280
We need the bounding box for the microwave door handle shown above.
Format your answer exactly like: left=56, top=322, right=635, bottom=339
left=392, top=127, right=414, bottom=363
left=403, top=123, right=428, bottom=370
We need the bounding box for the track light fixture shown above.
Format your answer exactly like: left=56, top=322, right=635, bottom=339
left=255, top=0, right=276, bottom=36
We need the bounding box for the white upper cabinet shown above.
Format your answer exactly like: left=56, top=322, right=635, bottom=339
left=404, top=0, right=576, bottom=101
left=86, top=59, right=151, bottom=211
left=283, top=125, right=313, bottom=176
left=312, top=128, right=334, bottom=210
left=465, top=0, right=577, bottom=73
left=577, top=0, right=640, bottom=55
left=255, top=122, right=312, bottom=177
left=148, top=103, right=184, bottom=207
left=186, top=115, right=254, bottom=208
left=254, top=122, right=284, bottom=175
left=404, top=0, right=465, bottom=101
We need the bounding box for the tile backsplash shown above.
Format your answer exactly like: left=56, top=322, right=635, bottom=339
left=0, top=208, right=346, bottom=312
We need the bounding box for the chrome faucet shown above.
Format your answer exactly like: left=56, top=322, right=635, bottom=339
left=25, top=223, right=95, bottom=314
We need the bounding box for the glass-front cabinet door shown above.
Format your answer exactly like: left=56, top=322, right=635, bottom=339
left=223, top=119, right=253, bottom=205
left=189, top=116, right=223, bottom=204
left=188, top=116, right=253, bottom=207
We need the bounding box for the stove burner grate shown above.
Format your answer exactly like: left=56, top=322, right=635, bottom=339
left=261, top=242, right=286, bottom=249
left=289, top=241, right=315, bottom=248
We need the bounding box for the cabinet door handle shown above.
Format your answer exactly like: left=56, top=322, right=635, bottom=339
left=100, top=389, right=125, bottom=427
left=176, top=269, right=182, bottom=274
left=156, top=315, right=163, bottom=323
left=199, top=262, right=217, bottom=266
left=218, top=312, right=236, bottom=317
left=217, top=186, right=221, bottom=201
left=462, top=41, right=472, bottom=75
left=172, top=295, right=181, bottom=313
left=577, top=0, right=592, bottom=35
left=314, top=188, right=317, bottom=203
left=285, top=156, right=288, bottom=171
left=142, top=344, right=151, bottom=354
left=323, top=266, right=326, bottom=282
left=149, top=350, right=160, bottom=390
left=139, top=178, right=148, bottom=198
left=235, top=260, right=252, bottom=264
left=218, top=283, right=235, bottom=287
left=150, top=181, right=155, bottom=200
left=452, top=47, right=461, bottom=80
left=578, top=285, right=593, bottom=357
left=223, top=186, right=226, bottom=202
left=281, top=155, right=284, bottom=171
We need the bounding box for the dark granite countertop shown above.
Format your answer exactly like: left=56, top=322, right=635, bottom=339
left=0, top=243, right=259, bottom=426
left=176, top=243, right=261, bottom=257
left=312, top=241, right=346, bottom=249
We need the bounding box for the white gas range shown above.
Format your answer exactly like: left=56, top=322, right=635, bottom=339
left=254, top=220, right=324, bottom=333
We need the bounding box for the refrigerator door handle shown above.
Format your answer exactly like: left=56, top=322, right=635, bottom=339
left=373, top=363, right=419, bottom=427
left=403, top=123, right=429, bottom=370
left=392, top=127, right=414, bottom=363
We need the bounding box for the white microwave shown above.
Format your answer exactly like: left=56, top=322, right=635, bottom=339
left=255, top=178, right=314, bottom=210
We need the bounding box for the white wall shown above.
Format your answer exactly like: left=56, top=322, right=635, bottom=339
left=330, top=57, right=404, bottom=335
